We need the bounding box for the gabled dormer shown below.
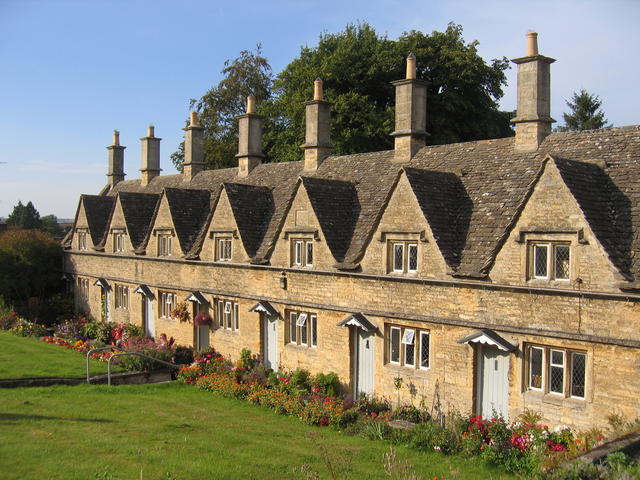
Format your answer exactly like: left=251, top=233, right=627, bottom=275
left=103, top=192, right=159, bottom=255
left=199, top=183, right=273, bottom=263
left=71, top=195, right=116, bottom=252
left=146, top=188, right=211, bottom=258
left=360, top=168, right=459, bottom=277
left=270, top=176, right=359, bottom=269
left=490, top=155, right=630, bottom=291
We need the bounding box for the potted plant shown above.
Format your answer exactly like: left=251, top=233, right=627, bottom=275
left=170, top=302, right=191, bottom=323
left=194, top=313, right=212, bottom=327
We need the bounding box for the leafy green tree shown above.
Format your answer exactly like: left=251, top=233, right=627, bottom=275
left=557, top=89, right=611, bottom=131
left=171, top=45, right=273, bottom=170
left=263, top=22, right=513, bottom=163
left=40, top=214, right=63, bottom=237
left=6, top=201, right=42, bottom=229
left=0, top=229, right=61, bottom=304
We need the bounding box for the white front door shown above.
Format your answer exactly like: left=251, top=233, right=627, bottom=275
left=104, top=288, right=111, bottom=322
left=263, top=314, right=278, bottom=370
left=196, top=324, right=209, bottom=350
left=144, top=297, right=154, bottom=338
left=353, top=329, right=375, bottom=399
left=477, top=345, right=510, bottom=420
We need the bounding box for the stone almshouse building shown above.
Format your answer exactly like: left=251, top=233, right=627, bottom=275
left=64, top=33, right=640, bottom=429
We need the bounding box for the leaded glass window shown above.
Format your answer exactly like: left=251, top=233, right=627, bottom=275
left=420, top=331, right=430, bottom=369
left=571, top=352, right=586, bottom=398
left=390, top=327, right=401, bottom=363
left=554, top=245, right=570, bottom=280
left=549, top=349, right=565, bottom=394
left=393, top=243, right=404, bottom=272
left=534, top=244, right=549, bottom=278
left=529, top=346, right=543, bottom=390
left=408, top=243, right=418, bottom=272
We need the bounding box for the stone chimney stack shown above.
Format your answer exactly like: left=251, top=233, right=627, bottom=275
left=140, top=125, right=161, bottom=186
left=511, top=32, right=556, bottom=151
left=236, top=95, right=263, bottom=178
left=390, top=54, right=428, bottom=163
left=302, top=78, right=332, bottom=171
left=182, top=112, right=205, bottom=180
left=106, top=130, right=125, bottom=187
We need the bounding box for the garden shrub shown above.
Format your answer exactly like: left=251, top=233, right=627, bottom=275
left=333, top=408, right=359, bottom=430
left=172, top=345, right=194, bottom=365
left=0, top=296, right=13, bottom=318
left=11, top=317, right=47, bottom=337
left=312, top=372, right=342, bottom=397
left=54, top=318, right=85, bottom=341
left=82, top=321, right=114, bottom=344
left=391, top=405, right=430, bottom=424
left=238, top=348, right=258, bottom=371
left=407, top=420, right=447, bottom=451
left=290, top=368, right=312, bottom=392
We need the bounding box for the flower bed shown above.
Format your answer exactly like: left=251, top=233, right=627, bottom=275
left=176, top=350, right=618, bottom=477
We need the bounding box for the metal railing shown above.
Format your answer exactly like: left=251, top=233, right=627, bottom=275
left=85, top=347, right=181, bottom=385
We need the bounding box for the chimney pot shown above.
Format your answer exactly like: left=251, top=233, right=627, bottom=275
left=147, top=125, right=155, bottom=137
left=313, top=78, right=323, bottom=101
left=406, top=53, right=416, bottom=80
left=183, top=112, right=205, bottom=180
left=107, top=130, right=126, bottom=187
left=527, top=31, right=539, bottom=56
left=189, top=111, right=198, bottom=127
left=246, top=95, right=256, bottom=114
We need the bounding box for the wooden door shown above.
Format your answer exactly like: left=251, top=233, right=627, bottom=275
left=263, top=314, right=278, bottom=370
left=477, top=345, right=510, bottom=420
left=353, top=329, right=375, bottom=399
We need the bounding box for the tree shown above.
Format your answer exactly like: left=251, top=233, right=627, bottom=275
left=40, top=214, right=63, bottom=238
left=0, top=229, right=61, bottom=304
left=262, top=22, right=513, bottom=163
left=171, top=45, right=273, bottom=170
left=6, top=201, right=42, bottom=229
left=557, top=89, right=611, bottom=131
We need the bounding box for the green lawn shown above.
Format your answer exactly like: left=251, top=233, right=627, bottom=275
left=0, top=331, right=119, bottom=379
left=0, top=382, right=515, bottom=480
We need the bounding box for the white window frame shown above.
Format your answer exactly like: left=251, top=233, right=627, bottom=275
left=533, top=243, right=549, bottom=279
left=419, top=331, right=430, bottom=370
left=115, top=284, right=129, bottom=310
left=287, top=310, right=316, bottom=348
left=114, top=232, right=125, bottom=253
left=158, top=234, right=173, bottom=257
left=216, top=237, right=232, bottom=262
left=389, top=326, right=401, bottom=364
left=392, top=243, right=404, bottom=272
left=528, top=346, right=544, bottom=391
left=407, top=243, right=418, bottom=272
left=390, top=241, right=419, bottom=274
left=78, top=278, right=89, bottom=299
left=549, top=349, right=565, bottom=395
left=294, top=240, right=303, bottom=266
left=160, top=292, right=176, bottom=318
left=554, top=244, right=571, bottom=281
left=78, top=232, right=87, bottom=251
left=305, top=241, right=313, bottom=267
left=402, top=329, right=416, bottom=367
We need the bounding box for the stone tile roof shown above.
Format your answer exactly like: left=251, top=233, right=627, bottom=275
left=300, top=176, right=360, bottom=263
left=117, top=192, right=160, bottom=250
left=223, top=183, right=274, bottom=258
left=80, top=195, right=116, bottom=247
left=163, top=188, right=212, bottom=255
left=101, top=125, right=640, bottom=280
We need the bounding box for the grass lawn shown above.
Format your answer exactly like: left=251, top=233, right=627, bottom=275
left=0, top=331, right=121, bottom=379
left=0, top=382, right=516, bottom=480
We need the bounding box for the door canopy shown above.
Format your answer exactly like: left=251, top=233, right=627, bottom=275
left=249, top=301, right=280, bottom=317
left=134, top=284, right=154, bottom=298
left=457, top=329, right=517, bottom=352
left=336, top=313, right=377, bottom=333
left=186, top=291, right=209, bottom=305
left=94, top=278, right=110, bottom=289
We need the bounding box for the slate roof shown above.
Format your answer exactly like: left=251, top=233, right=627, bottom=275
left=223, top=183, right=274, bottom=258
left=80, top=195, right=116, bottom=247
left=82, top=124, right=640, bottom=281
left=300, top=177, right=360, bottom=263
left=117, top=192, right=160, bottom=250
left=163, top=188, right=212, bottom=254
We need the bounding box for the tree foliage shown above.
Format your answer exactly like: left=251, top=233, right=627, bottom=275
left=557, top=89, right=611, bottom=132
left=264, top=22, right=512, bottom=163
left=6, top=201, right=41, bottom=229
left=0, top=229, right=62, bottom=304
left=173, top=23, right=513, bottom=168
left=171, top=45, right=272, bottom=170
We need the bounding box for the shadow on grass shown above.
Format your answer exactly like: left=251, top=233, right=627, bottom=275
left=0, top=413, right=114, bottom=424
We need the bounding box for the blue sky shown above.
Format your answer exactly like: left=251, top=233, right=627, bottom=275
left=0, top=0, right=638, bottom=218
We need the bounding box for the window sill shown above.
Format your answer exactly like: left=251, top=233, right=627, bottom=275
left=286, top=343, right=316, bottom=350
left=383, top=363, right=430, bottom=374
left=524, top=389, right=587, bottom=407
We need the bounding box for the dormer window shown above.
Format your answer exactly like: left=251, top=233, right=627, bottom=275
left=78, top=231, right=87, bottom=251
left=390, top=241, right=418, bottom=273
left=113, top=232, right=125, bottom=253
left=158, top=233, right=173, bottom=257
left=530, top=242, right=570, bottom=281
left=292, top=238, right=313, bottom=267
left=216, top=237, right=232, bottom=262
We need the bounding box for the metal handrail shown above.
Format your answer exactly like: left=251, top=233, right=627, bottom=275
left=86, top=346, right=125, bottom=384
left=107, top=352, right=181, bottom=386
